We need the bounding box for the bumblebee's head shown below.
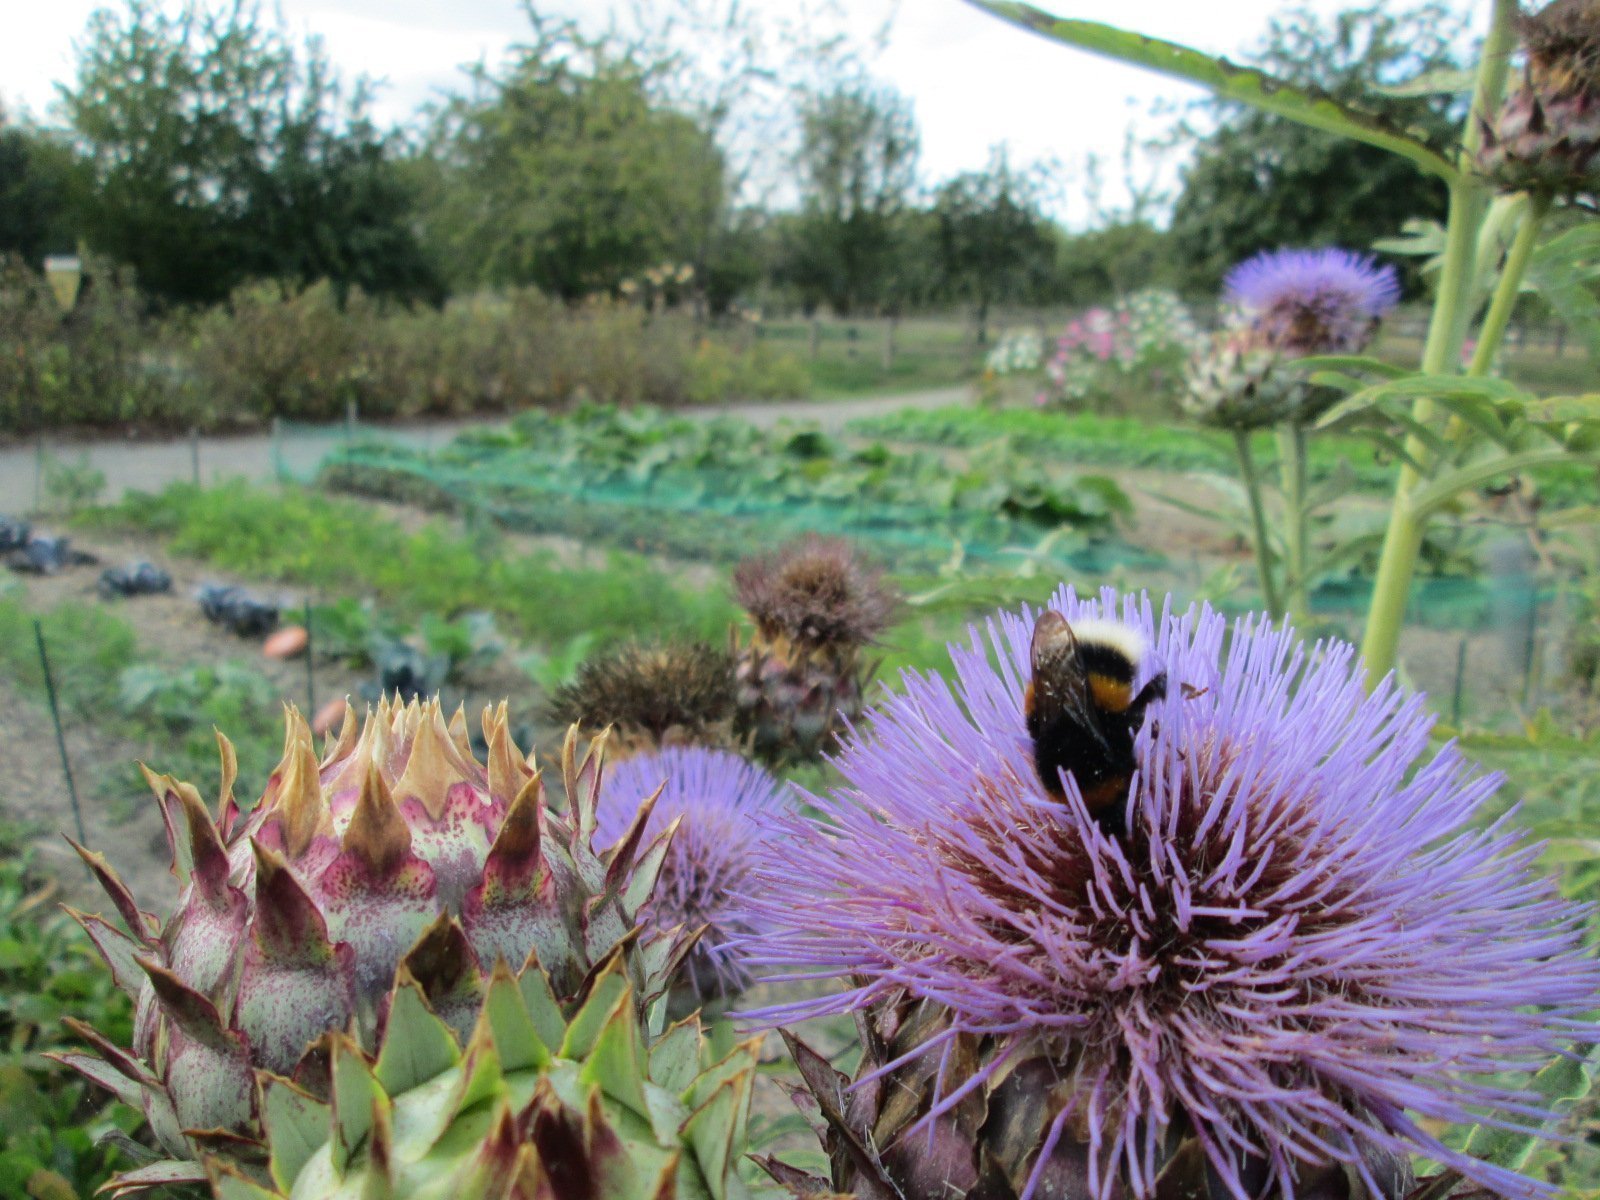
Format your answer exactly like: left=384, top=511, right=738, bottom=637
left=1053, top=617, right=1147, bottom=715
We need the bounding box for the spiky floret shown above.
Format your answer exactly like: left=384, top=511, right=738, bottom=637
left=548, top=640, right=737, bottom=757
left=54, top=699, right=686, bottom=1197
left=738, top=587, right=1600, bottom=1200
left=599, top=747, right=788, bottom=1009
left=732, top=536, right=899, bottom=765
left=1223, top=248, right=1400, bottom=358
left=733, top=535, right=899, bottom=652
left=198, top=952, right=763, bottom=1200
left=1479, top=0, right=1600, bottom=197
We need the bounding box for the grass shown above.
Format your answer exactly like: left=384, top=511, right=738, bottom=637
left=760, top=316, right=982, bottom=399
left=79, top=482, right=741, bottom=650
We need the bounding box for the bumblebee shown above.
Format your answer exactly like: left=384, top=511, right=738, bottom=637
left=1024, top=610, right=1166, bottom=834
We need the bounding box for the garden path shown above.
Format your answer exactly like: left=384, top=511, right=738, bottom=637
left=0, top=386, right=971, bottom=514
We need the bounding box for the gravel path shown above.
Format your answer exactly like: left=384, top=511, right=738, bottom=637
left=0, top=386, right=971, bottom=513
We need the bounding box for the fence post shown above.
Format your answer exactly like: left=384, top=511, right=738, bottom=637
left=271, top=416, right=283, bottom=481
left=808, top=318, right=821, bottom=360
left=881, top=317, right=896, bottom=372
left=190, top=427, right=201, bottom=486
left=345, top=398, right=358, bottom=443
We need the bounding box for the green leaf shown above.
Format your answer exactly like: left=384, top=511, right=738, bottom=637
left=1462, top=1046, right=1595, bottom=1169
left=965, top=0, right=1459, bottom=181
left=1371, top=67, right=1476, bottom=98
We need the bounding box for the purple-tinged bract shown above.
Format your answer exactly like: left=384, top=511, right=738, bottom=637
left=1225, top=248, right=1401, bottom=356
left=741, top=587, right=1599, bottom=1200
left=601, top=746, right=786, bottom=1007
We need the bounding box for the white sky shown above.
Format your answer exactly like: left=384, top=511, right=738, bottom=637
left=0, top=0, right=1483, bottom=224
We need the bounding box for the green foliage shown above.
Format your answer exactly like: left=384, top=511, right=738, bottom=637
left=0, top=826, right=139, bottom=1199
left=0, top=254, right=201, bottom=434
left=115, top=659, right=285, bottom=791
left=0, top=588, right=138, bottom=723
left=932, top=147, right=1058, bottom=338
left=320, top=404, right=1134, bottom=573
left=40, top=453, right=106, bottom=515
left=0, top=110, right=83, bottom=267
left=419, top=13, right=725, bottom=299
left=1162, top=2, right=1468, bottom=293
left=686, top=338, right=810, bottom=405
left=59, top=0, right=436, bottom=305
left=81, top=482, right=739, bottom=649
left=782, top=79, right=921, bottom=315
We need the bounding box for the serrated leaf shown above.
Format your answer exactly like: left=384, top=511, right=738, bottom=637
left=966, top=0, right=1458, bottom=180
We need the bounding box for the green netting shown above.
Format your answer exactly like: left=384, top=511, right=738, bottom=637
left=271, top=411, right=1561, bottom=635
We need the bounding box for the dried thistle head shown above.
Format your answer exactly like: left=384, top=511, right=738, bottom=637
left=547, top=639, right=736, bottom=751
left=733, top=535, right=899, bottom=652
left=1521, top=0, right=1600, bottom=91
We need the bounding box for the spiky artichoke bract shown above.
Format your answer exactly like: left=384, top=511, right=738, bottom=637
left=732, top=535, right=899, bottom=765
left=1182, top=329, right=1305, bottom=431
left=740, top=588, right=1600, bottom=1200
left=599, top=747, right=788, bottom=1012
left=1480, top=0, right=1600, bottom=198
left=54, top=698, right=701, bottom=1197
left=204, top=951, right=763, bottom=1200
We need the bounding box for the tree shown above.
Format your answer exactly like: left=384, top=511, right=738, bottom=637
left=1167, top=2, right=1470, bottom=294
left=932, top=147, right=1057, bottom=342
left=783, top=78, right=920, bottom=315
left=0, top=108, right=83, bottom=266
left=59, top=0, right=435, bottom=305
left=421, top=12, right=727, bottom=300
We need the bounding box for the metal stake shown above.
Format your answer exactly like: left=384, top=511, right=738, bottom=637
left=34, top=620, right=86, bottom=843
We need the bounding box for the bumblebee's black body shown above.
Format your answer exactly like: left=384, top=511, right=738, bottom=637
left=1024, top=611, right=1166, bottom=834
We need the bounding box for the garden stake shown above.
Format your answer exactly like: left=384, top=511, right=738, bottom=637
left=304, top=599, right=316, bottom=714
left=34, top=619, right=85, bottom=844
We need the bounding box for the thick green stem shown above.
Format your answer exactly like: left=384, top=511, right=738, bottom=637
left=1469, top=193, right=1552, bottom=377
left=1359, top=0, right=1519, bottom=682
left=1232, top=429, right=1282, bottom=617
left=1277, top=421, right=1312, bottom=628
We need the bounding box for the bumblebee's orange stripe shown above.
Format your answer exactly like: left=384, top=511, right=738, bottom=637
left=1088, top=674, right=1133, bottom=714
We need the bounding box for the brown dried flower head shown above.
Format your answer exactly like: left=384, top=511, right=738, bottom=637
left=547, top=639, right=736, bottom=752
left=733, top=535, right=899, bottom=652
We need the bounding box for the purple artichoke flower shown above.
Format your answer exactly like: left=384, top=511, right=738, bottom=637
left=600, top=745, right=787, bottom=1005
left=740, top=587, right=1598, bottom=1200
left=1225, top=248, right=1401, bottom=356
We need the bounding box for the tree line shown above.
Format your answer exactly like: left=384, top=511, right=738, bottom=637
left=0, top=0, right=1468, bottom=318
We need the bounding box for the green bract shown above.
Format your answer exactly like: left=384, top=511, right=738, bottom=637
left=207, top=952, right=762, bottom=1200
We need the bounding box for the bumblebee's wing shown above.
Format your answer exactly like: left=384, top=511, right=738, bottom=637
left=1026, top=611, right=1110, bottom=752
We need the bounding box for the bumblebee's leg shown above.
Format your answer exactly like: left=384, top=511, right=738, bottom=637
left=1125, top=672, right=1167, bottom=729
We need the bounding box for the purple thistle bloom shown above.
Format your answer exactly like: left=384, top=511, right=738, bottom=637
left=739, top=587, right=1599, bottom=1200
left=599, top=746, right=788, bottom=1004
left=1225, top=248, right=1401, bottom=356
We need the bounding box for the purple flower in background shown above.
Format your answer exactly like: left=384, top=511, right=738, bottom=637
left=600, top=745, right=787, bottom=1005
left=740, top=586, right=1598, bottom=1200
left=1226, top=247, right=1401, bottom=355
